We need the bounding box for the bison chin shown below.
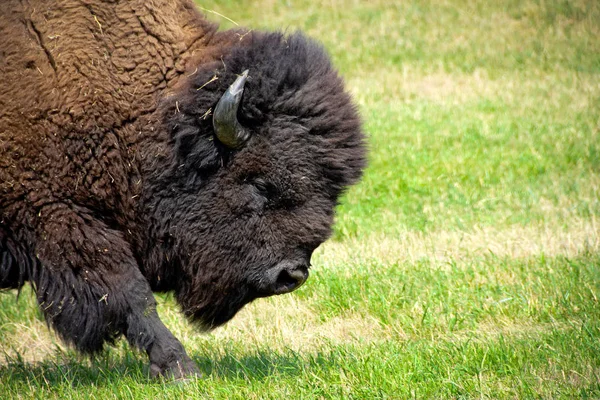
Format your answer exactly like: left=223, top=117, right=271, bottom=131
left=178, top=283, right=255, bottom=331
left=176, top=259, right=310, bottom=330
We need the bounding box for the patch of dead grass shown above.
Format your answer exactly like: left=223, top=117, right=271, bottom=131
left=0, top=321, right=66, bottom=364
left=461, top=318, right=569, bottom=340
left=347, top=68, right=501, bottom=107
left=317, top=217, right=600, bottom=268
left=209, top=296, right=391, bottom=352
left=349, top=66, right=599, bottom=114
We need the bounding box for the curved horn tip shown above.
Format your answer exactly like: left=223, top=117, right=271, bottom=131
left=212, top=69, right=251, bottom=149
left=228, top=70, right=250, bottom=96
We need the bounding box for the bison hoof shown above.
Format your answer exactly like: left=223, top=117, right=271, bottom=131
left=149, top=359, right=201, bottom=380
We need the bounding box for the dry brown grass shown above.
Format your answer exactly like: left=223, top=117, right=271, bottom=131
left=316, top=217, right=599, bottom=269
left=0, top=320, right=66, bottom=364
left=211, top=299, right=391, bottom=352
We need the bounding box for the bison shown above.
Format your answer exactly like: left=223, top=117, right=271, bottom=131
left=0, top=0, right=365, bottom=378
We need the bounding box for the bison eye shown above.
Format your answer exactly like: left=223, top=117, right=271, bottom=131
left=253, top=178, right=274, bottom=199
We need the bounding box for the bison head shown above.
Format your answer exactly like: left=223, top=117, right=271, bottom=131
left=141, top=32, right=365, bottom=329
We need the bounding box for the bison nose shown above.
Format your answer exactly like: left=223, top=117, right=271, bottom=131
left=257, top=261, right=310, bottom=296
left=256, top=260, right=308, bottom=297
left=273, top=264, right=309, bottom=295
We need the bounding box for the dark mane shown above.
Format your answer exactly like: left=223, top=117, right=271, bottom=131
left=157, top=31, right=365, bottom=197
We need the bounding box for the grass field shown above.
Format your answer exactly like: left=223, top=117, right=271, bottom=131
left=1, top=0, right=599, bottom=398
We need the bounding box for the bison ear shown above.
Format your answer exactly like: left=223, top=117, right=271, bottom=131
left=212, top=70, right=251, bottom=149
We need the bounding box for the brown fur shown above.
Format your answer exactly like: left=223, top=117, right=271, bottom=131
left=1, top=0, right=234, bottom=228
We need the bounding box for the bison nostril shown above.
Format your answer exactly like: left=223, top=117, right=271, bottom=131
left=274, top=266, right=308, bottom=294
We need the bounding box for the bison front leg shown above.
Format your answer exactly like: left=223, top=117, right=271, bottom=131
left=117, top=273, right=200, bottom=379
left=29, top=208, right=199, bottom=379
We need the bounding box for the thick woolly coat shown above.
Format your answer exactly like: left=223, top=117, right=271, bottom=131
left=0, top=0, right=365, bottom=377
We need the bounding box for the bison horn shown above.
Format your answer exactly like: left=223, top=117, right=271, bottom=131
left=213, top=70, right=251, bottom=149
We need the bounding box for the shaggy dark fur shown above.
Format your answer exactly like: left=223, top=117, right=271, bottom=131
left=0, top=0, right=365, bottom=378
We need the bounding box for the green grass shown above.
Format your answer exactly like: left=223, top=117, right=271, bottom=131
left=2, top=0, right=600, bottom=398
